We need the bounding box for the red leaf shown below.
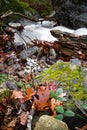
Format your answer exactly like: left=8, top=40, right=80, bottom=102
left=34, top=81, right=58, bottom=111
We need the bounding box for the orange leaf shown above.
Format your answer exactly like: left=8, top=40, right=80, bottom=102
left=50, top=98, right=63, bottom=116
left=24, top=88, right=36, bottom=101
left=81, top=124, right=87, bottom=130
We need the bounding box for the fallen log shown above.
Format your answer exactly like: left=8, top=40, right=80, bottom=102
left=50, top=30, right=87, bottom=59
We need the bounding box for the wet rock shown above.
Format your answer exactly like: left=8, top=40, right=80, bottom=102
left=52, top=0, right=87, bottom=29
left=6, top=81, right=18, bottom=90
left=49, top=48, right=57, bottom=60
left=5, top=27, right=15, bottom=35
left=50, top=29, right=87, bottom=58
left=26, top=41, right=34, bottom=48
left=27, top=46, right=38, bottom=57
left=8, top=23, right=24, bottom=31
left=19, top=50, right=27, bottom=60
left=14, top=42, right=26, bottom=52
left=19, top=46, right=38, bottom=60
left=34, top=115, right=69, bottom=130
left=24, top=58, right=49, bottom=74
left=16, top=70, right=25, bottom=78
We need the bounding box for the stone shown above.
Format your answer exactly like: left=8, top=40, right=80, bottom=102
left=50, top=29, right=87, bottom=58
left=19, top=50, right=28, bottom=60
left=8, top=23, right=24, bottom=31
left=52, top=0, right=87, bottom=29
left=19, top=46, right=38, bottom=60
left=34, top=115, right=69, bottom=130
left=14, top=42, right=26, bottom=52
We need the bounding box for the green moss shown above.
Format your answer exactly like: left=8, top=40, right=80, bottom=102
left=0, top=89, right=12, bottom=101
left=35, top=61, right=87, bottom=109
left=0, top=74, right=8, bottom=84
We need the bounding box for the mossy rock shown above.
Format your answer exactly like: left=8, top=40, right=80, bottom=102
left=34, top=115, right=69, bottom=130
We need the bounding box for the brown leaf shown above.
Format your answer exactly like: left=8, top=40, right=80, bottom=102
left=81, top=124, right=87, bottom=130
left=19, top=111, right=29, bottom=125
left=11, top=90, right=25, bottom=99
left=27, top=73, right=35, bottom=81
left=7, top=118, right=17, bottom=127
left=50, top=98, right=63, bottom=116
left=0, top=104, right=5, bottom=112
left=2, top=128, right=14, bottom=130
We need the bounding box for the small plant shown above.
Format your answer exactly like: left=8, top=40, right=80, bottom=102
left=0, top=74, right=7, bottom=84
left=16, top=81, right=24, bottom=88
left=82, top=103, right=87, bottom=110
left=55, top=106, right=75, bottom=120
left=36, top=61, right=87, bottom=113
left=50, top=88, right=75, bottom=120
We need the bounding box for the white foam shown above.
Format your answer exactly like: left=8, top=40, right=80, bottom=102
left=74, top=28, right=87, bottom=36
left=22, top=24, right=57, bottom=41
left=51, top=26, right=74, bottom=33
left=15, top=20, right=87, bottom=43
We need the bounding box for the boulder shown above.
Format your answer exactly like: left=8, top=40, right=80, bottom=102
left=52, top=0, right=87, bottom=29
left=34, top=115, right=69, bottom=130
left=50, top=29, right=87, bottom=58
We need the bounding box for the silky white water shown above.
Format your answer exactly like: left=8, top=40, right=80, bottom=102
left=15, top=20, right=87, bottom=44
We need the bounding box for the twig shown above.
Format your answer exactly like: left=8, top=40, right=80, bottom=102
left=27, top=104, right=35, bottom=130
left=0, top=11, right=38, bottom=22
left=0, top=11, right=58, bottom=24
left=75, top=127, right=81, bottom=130
left=69, top=93, right=87, bottom=117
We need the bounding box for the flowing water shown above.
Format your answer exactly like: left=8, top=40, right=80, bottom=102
left=14, top=19, right=87, bottom=73
left=14, top=20, right=57, bottom=43
left=15, top=19, right=87, bottom=44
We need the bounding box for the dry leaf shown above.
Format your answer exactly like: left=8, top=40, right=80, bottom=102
left=34, top=81, right=58, bottom=111
left=50, top=98, right=62, bottom=116
left=81, top=124, right=87, bottom=130
left=7, top=118, right=17, bottom=127
left=24, top=88, right=36, bottom=101
left=19, top=111, right=29, bottom=125
left=11, top=90, right=25, bottom=99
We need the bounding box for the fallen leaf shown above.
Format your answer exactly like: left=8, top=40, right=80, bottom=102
left=0, top=104, right=5, bottom=112
left=7, top=117, right=17, bottom=127
left=81, top=124, right=87, bottom=130
left=50, top=98, right=63, bottom=116
left=19, top=111, right=29, bottom=125
left=34, top=81, right=58, bottom=111
left=24, top=88, right=36, bottom=101
left=11, top=90, right=25, bottom=99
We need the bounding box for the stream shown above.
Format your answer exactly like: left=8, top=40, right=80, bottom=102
left=13, top=19, right=87, bottom=74
left=15, top=19, right=87, bottom=43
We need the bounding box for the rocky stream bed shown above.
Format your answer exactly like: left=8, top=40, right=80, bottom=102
left=0, top=19, right=87, bottom=130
